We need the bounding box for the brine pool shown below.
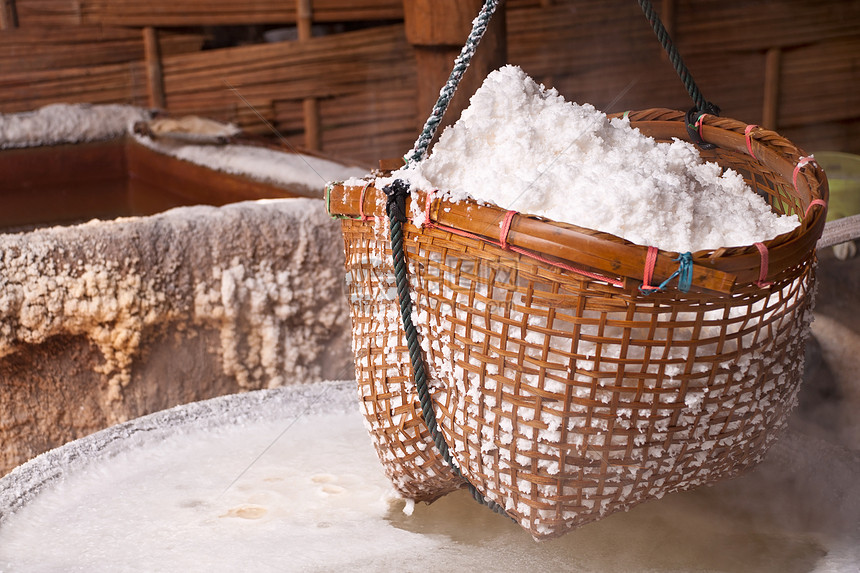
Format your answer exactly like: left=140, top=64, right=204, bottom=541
left=0, top=380, right=857, bottom=573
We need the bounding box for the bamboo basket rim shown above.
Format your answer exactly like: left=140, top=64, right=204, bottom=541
left=327, top=108, right=828, bottom=295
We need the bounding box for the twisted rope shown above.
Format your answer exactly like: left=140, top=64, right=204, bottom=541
left=384, top=181, right=509, bottom=517
left=637, top=0, right=719, bottom=116
left=405, top=0, right=502, bottom=164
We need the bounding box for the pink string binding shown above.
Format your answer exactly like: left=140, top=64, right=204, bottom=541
left=754, top=242, right=772, bottom=288
left=793, top=156, right=815, bottom=192
left=423, top=190, right=435, bottom=225
left=805, top=198, right=826, bottom=219
left=744, top=125, right=759, bottom=160
left=422, top=192, right=625, bottom=288
left=358, top=181, right=375, bottom=221
left=695, top=114, right=709, bottom=139
left=499, top=210, right=516, bottom=250
left=639, top=246, right=661, bottom=292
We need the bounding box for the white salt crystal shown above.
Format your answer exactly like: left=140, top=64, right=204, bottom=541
left=0, top=103, right=150, bottom=148
left=399, top=65, right=798, bottom=253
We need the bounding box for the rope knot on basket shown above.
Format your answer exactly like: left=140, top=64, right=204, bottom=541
left=383, top=179, right=411, bottom=223
left=686, top=107, right=719, bottom=150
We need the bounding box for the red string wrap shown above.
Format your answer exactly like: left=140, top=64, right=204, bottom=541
left=744, top=125, right=759, bottom=160
left=804, top=198, right=826, bottom=219
left=793, top=156, right=815, bottom=192
left=359, top=181, right=375, bottom=221
left=639, top=246, right=661, bottom=292
left=754, top=242, right=772, bottom=288
left=424, top=190, right=435, bottom=226
left=422, top=192, right=624, bottom=288
left=499, top=210, right=516, bottom=249
left=695, top=114, right=709, bottom=139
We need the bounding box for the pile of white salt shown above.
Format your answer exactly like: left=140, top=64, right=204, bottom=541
left=399, top=65, right=798, bottom=253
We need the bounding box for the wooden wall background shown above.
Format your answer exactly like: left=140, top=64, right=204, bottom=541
left=0, top=0, right=857, bottom=166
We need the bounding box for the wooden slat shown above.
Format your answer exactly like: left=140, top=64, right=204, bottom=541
left=15, top=0, right=403, bottom=27
left=0, top=61, right=149, bottom=112
left=161, top=24, right=415, bottom=120
left=0, top=27, right=203, bottom=73
left=778, top=37, right=860, bottom=128
left=508, top=0, right=858, bottom=137
left=781, top=118, right=860, bottom=157
left=672, top=0, right=860, bottom=53
left=509, top=0, right=860, bottom=55
left=13, top=0, right=82, bottom=27
left=405, top=0, right=507, bottom=147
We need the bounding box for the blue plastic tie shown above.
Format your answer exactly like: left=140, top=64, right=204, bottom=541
left=655, top=252, right=694, bottom=293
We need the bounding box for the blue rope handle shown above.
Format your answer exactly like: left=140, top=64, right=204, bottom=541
left=405, top=0, right=502, bottom=164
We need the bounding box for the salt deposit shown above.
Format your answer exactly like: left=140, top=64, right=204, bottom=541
left=0, top=103, right=150, bottom=149
left=0, top=380, right=857, bottom=572
left=0, top=104, right=366, bottom=475
left=396, top=65, right=799, bottom=253
left=0, top=198, right=351, bottom=417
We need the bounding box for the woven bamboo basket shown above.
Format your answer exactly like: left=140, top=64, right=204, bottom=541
left=327, top=108, right=828, bottom=539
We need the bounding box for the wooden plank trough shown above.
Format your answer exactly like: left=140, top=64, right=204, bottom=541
left=0, top=109, right=363, bottom=475
left=0, top=133, right=320, bottom=231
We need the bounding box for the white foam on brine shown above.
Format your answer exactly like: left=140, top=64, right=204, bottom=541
left=0, top=386, right=857, bottom=572
left=0, top=410, right=439, bottom=572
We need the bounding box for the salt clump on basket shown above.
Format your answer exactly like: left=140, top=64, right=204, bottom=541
left=398, top=65, right=798, bottom=253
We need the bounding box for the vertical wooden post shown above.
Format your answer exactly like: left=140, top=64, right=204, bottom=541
left=660, top=0, right=675, bottom=61
left=403, top=0, right=507, bottom=142
left=143, top=27, right=166, bottom=109
left=298, top=0, right=321, bottom=151
left=661, top=0, right=675, bottom=37
left=0, top=0, right=18, bottom=29
left=763, top=47, right=781, bottom=130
